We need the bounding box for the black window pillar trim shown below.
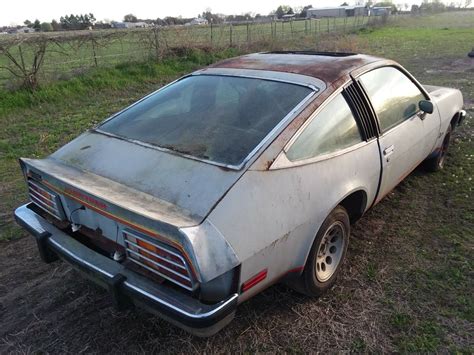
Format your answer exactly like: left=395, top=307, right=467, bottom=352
left=342, top=80, right=380, bottom=141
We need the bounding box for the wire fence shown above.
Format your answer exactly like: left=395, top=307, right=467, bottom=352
left=0, top=14, right=406, bottom=88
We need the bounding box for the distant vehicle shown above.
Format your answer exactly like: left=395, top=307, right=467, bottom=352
left=15, top=52, right=465, bottom=336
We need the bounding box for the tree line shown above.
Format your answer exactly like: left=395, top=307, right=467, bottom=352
left=16, top=0, right=473, bottom=33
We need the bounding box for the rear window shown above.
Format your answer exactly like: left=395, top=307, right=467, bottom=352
left=99, top=75, right=312, bottom=166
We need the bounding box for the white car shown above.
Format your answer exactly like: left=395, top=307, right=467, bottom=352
left=15, top=51, right=465, bottom=336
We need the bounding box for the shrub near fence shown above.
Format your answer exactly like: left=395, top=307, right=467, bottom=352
left=0, top=14, right=401, bottom=90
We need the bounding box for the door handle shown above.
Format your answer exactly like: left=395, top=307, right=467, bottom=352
left=383, top=145, right=394, bottom=156
left=383, top=145, right=394, bottom=161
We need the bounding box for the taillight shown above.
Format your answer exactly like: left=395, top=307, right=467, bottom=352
left=28, top=179, right=65, bottom=220
left=123, top=229, right=195, bottom=291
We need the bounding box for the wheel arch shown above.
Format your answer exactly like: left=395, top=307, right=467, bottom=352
left=450, top=111, right=463, bottom=130
left=298, top=188, right=368, bottom=270
left=338, top=189, right=368, bottom=224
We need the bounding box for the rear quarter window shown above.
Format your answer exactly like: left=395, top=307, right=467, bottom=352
left=287, top=93, right=362, bottom=161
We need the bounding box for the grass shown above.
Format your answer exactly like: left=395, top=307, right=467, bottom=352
left=0, top=10, right=473, bottom=353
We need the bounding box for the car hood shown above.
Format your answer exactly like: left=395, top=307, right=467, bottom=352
left=48, top=130, right=244, bottom=227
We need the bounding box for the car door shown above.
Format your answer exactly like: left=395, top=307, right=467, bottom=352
left=358, top=66, right=437, bottom=203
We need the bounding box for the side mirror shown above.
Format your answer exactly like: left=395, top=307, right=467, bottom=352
left=419, top=100, right=434, bottom=114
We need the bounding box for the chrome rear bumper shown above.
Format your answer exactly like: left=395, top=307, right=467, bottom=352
left=14, top=203, right=238, bottom=337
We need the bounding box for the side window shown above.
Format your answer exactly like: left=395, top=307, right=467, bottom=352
left=287, top=94, right=362, bottom=161
left=359, top=67, right=425, bottom=132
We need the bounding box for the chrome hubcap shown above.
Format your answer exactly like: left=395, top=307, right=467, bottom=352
left=315, top=221, right=345, bottom=282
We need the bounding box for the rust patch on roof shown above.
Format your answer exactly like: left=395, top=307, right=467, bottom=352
left=210, top=52, right=383, bottom=85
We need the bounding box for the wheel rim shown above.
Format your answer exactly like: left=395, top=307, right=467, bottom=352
left=438, top=132, right=450, bottom=168
left=315, top=221, right=346, bottom=282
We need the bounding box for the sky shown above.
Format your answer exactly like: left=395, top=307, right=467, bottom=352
left=1, top=0, right=429, bottom=27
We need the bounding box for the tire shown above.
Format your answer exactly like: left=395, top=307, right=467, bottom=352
left=425, top=125, right=452, bottom=172
left=290, top=206, right=350, bottom=297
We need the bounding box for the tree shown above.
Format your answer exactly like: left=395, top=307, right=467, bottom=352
left=374, top=1, right=398, bottom=13
left=200, top=9, right=224, bottom=24
left=464, top=0, right=472, bottom=7
left=24, top=20, right=33, bottom=28
left=299, top=5, right=313, bottom=17
left=40, top=22, right=53, bottom=32
left=341, top=2, right=349, bottom=5
left=123, top=14, right=138, bottom=22
left=275, top=5, right=293, bottom=19
left=420, top=0, right=446, bottom=12
left=33, top=19, right=41, bottom=31
left=59, top=13, right=96, bottom=30
left=51, top=19, right=61, bottom=31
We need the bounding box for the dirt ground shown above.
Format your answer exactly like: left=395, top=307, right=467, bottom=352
left=0, top=206, right=409, bottom=352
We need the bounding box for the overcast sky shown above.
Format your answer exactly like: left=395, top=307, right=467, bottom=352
left=2, top=0, right=431, bottom=26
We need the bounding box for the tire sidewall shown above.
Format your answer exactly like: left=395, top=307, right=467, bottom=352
left=437, top=126, right=452, bottom=169
left=303, top=206, right=350, bottom=295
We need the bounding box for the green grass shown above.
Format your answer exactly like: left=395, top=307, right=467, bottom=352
left=0, top=10, right=473, bottom=353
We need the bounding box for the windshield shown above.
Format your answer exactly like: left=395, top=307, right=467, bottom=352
left=99, top=75, right=313, bottom=166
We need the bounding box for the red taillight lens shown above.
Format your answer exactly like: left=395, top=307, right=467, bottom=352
left=27, top=179, right=64, bottom=220
left=123, top=230, right=194, bottom=291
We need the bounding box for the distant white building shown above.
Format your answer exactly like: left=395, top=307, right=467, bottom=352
left=281, top=14, right=296, bottom=21
left=112, top=21, right=149, bottom=29
left=186, top=18, right=208, bottom=26
left=371, top=7, right=392, bottom=16
left=16, top=27, right=35, bottom=33
left=307, top=6, right=367, bottom=18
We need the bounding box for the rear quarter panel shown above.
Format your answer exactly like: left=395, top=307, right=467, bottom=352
left=427, top=86, right=464, bottom=150
left=207, top=140, right=381, bottom=302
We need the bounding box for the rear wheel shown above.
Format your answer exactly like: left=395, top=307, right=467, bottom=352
left=425, top=126, right=452, bottom=172
left=291, top=206, right=350, bottom=297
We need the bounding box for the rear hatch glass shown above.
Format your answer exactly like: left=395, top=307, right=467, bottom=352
left=99, top=75, right=312, bottom=166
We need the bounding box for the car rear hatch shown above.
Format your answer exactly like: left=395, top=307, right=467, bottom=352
left=20, top=132, right=244, bottom=289
left=50, top=130, right=245, bottom=224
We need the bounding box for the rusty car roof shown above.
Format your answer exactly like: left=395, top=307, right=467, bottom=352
left=209, top=51, right=385, bottom=85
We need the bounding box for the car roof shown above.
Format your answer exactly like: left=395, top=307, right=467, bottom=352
left=209, top=51, right=385, bottom=85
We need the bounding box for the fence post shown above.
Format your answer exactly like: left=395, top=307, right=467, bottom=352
left=327, top=18, right=330, bottom=33
left=210, top=22, right=213, bottom=46
left=333, top=17, right=336, bottom=32
left=90, top=35, right=98, bottom=67
left=230, top=24, right=233, bottom=46
left=246, top=23, right=250, bottom=46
